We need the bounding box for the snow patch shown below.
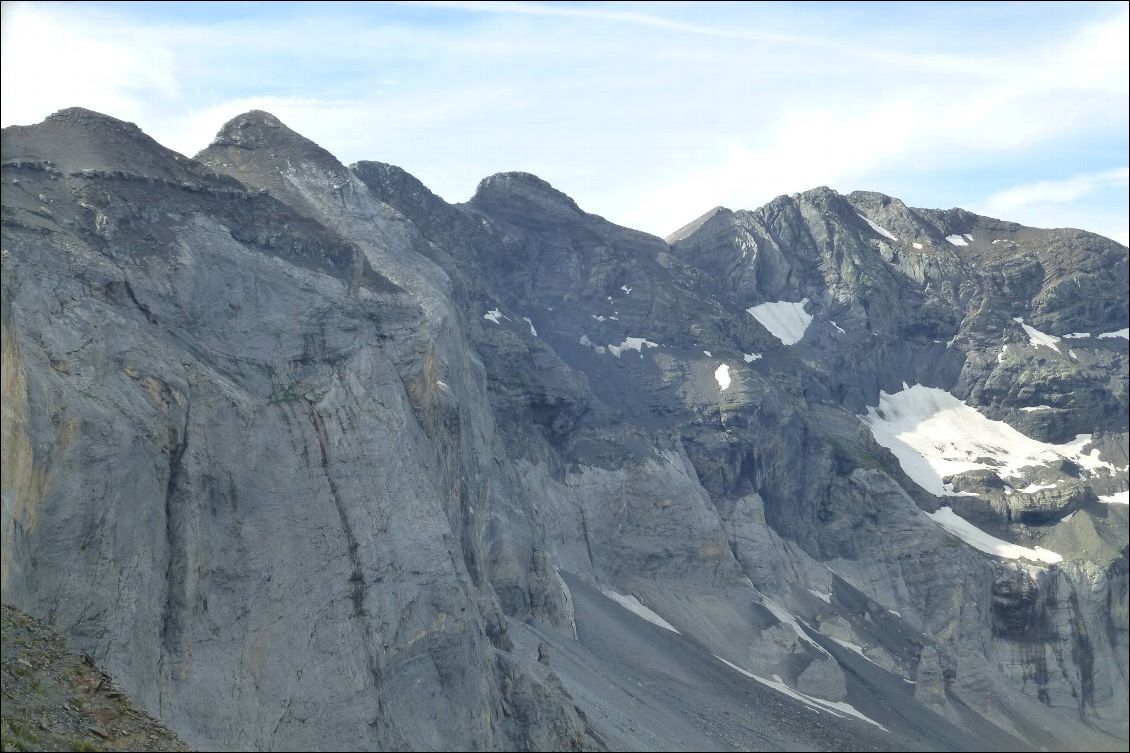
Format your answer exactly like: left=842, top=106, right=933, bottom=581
left=928, top=507, right=1062, bottom=564
left=1013, top=317, right=1062, bottom=353
left=582, top=334, right=658, bottom=357
left=620, top=285, right=632, bottom=294
left=715, top=364, right=731, bottom=391
left=1098, top=328, right=1129, bottom=340
left=1063, top=332, right=1091, bottom=339
left=830, top=321, right=846, bottom=334
left=703, top=350, right=712, bottom=357
left=579, top=334, right=606, bottom=354
left=743, top=352, right=763, bottom=363
left=859, top=385, right=1116, bottom=498
left=522, top=317, right=537, bottom=336
left=609, top=336, right=659, bottom=358
left=1060, top=434, right=1117, bottom=474
left=1020, top=405, right=1053, bottom=412
left=963, top=233, right=973, bottom=241
left=807, top=588, right=832, bottom=604
left=912, top=242, right=923, bottom=250
left=945, top=234, right=968, bottom=246
left=757, top=595, right=831, bottom=658
left=601, top=589, right=680, bottom=633
left=592, top=314, right=606, bottom=322
left=1018, top=483, right=1056, bottom=494
left=1060, top=511, right=1076, bottom=523
left=829, top=638, right=905, bottom=678
left=484, top=309, right=506, bottom=324
left=713, top=656, right=888, bottom=731
left=1100, top=491, right=1129, bottom=505
left=857, top=213, right=898, bottom=241
left=747, top=299, right=812, bottom=345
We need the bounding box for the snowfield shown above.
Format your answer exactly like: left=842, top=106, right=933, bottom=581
left=860, top=385, right=1114, bottom=497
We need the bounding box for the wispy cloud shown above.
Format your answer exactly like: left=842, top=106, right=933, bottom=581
left=977, top=168, right=1129, bottom=245
left=405, top=0, right=1050, bottom=79
left=983, top=168, right=1129, bottom=213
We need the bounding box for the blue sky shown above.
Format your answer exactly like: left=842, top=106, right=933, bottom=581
left=2, top=1, right=1127, bottom=243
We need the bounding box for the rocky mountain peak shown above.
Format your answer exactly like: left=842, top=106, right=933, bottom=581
left=208, top=109, right=292, bottom=149
left=847, top=189, right=902, bottom=207
left=468, top=171, right=583, bottom=220
left=202, top=109, right=345, bottom=178
left=44, top=106, right=145, bottom=134
left=197, top=111, right=353, bottom=214
left=792, top=185, right=864, bottom=217
left=2, top=107, right=224, bottom=185
left=351, top=160, right=447, bottom=221
left=665, top=205, right=733, bottom=244
left=795, top=184, right=841, bottom=201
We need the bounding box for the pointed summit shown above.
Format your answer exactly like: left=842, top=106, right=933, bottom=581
left=197, top=110, right=352, bottom=216
left=666, top=206, right=732, bottom=244
left=208, top=110, right=293, bottom=150
left=201, top=110, right=341, bottom=171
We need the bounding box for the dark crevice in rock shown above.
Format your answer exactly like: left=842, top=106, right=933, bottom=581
left=160, top=406, right=191, bottom=676
left=1068, top=587, right=1096, bottom=712
left=304, top=403, right=394, bottom=738
left=122, top=279, right=158, bottom=325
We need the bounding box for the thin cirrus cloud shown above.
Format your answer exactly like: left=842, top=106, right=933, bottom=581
left=983, top=168, right=1130, bottom=212
left=979, top=168, right=1130, bottom=246
left=1, top=1, right=1126, bottom=244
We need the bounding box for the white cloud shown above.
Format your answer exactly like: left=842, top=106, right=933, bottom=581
left=0, top=3, right=179, bottom=128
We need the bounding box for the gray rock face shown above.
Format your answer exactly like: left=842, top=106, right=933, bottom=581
left=797, top=657, right=847, bottom=701
left=914, top=645, right=949, bottom=710
left=3, top=108, right=1127, bottom=752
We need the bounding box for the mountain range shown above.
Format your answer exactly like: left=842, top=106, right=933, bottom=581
left=2, top=107, right=1127, bottom=751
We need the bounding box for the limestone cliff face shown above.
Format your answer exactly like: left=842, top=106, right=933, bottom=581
left=2, top=108, right=1127, bottom=751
